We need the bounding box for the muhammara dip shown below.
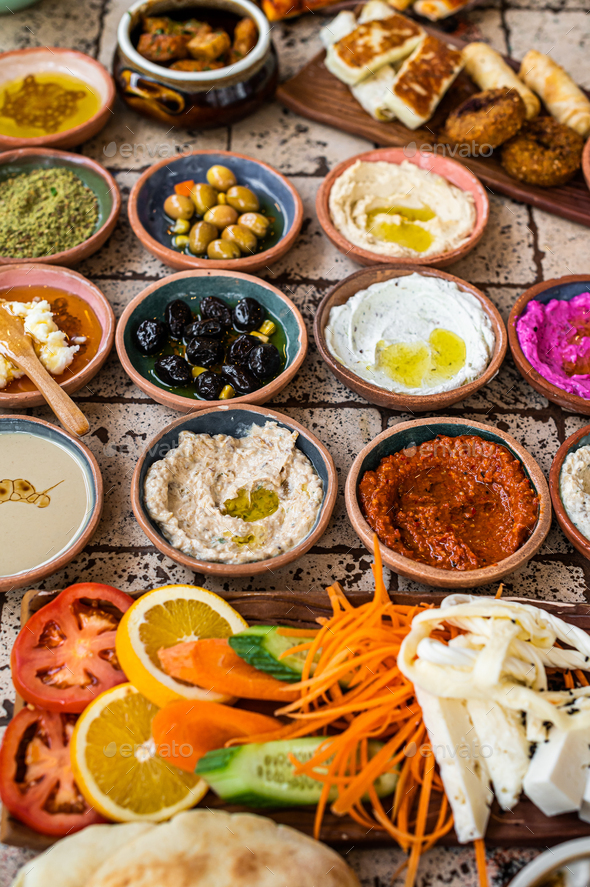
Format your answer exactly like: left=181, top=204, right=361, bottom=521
left=560, top=445, right=590, bottom=540
left=329, top=160, right=476, bottom=258
left=144, top=422, right=323, bottom=564
left=324, top=273, right=495, bottom=395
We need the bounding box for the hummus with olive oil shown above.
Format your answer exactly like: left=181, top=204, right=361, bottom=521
left=329, top=160, right=476, bottom=258
left=144, top=422, right=323, bottom=564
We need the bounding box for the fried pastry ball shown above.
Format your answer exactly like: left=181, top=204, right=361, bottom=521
left=501, top=117, right=584, bottom=187
left=446, top=89, right=526, bottom=150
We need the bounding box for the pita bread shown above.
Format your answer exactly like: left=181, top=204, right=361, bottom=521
left=86, top=810, right=360, bottom=887
left=12, top=823, right=155, bottom=887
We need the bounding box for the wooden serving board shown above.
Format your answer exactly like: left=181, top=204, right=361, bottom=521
left=3, top=589, right=590, bottom=852
left=276, top=31, right=590, bottom=228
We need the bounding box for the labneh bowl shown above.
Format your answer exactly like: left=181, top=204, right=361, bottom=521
left=0, top=414, right=103, bottom=592
left=0, top=148, right=121, bottom=267
left=116, top=269, right=307, bottom=412
left=508, top=274, right=590, bottom=415
left=345, top=416, right=551, bottom=589
left=0, top=264, right=115, bottom=409
left=316, top=147, right=489, bottom=269
left=128, top=149, right=303, bottom=273
left=131, top=405, right=338, bottom=577
left=314, top=264, right=507, bottom=412
left=549, top=424, right=590, bottom=562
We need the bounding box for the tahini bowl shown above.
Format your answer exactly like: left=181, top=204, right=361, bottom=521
left=549, top=423, right=590, bottom=562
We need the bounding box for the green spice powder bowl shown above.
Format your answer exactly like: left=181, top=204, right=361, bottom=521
left=0, top=148, right=121, bottom=267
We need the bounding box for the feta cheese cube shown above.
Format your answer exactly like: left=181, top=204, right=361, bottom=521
left=466, top=700, right=530, bottom=811
left=523, top=727, right=590, bottom=816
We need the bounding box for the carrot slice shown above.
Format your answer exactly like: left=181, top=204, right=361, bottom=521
left=174, top=179, right=194, bottom=196
left=152, top=700, right=281, bottom=772
left=159, top=638, right=300, bottom=701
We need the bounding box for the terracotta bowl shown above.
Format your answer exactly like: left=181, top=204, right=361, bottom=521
left=345, top=416, right=551, bottom=589
left=0, top=414, right=103, bottom=592
left=509, top=839, right=590, bottom=887
left=583, top=137, right=590, bottom=193
left=116, top=269, right=307, bottom=412
left=508, top=274, right=590, bottom=415
left=0, top=148, right=121, bottom=267
left=314, top=264, right=506, bottom=412
left=316, top=147, right=489, bottom=269
left=0, top=264, right=115, bottom=409
left=128, top=149, right=303, bottom=274
left=131, top=404, right=338, bottom=578
left=0, top=48, right=115, bottom=150
left=549, top=424, right=590, bottom=561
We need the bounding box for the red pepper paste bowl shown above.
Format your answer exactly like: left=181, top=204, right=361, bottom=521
left=345, top=416, right=551, bottom=590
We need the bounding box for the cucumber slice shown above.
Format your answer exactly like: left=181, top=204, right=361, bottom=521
left=228, top=625, right=315, bottom=683
left=196, top=737, right=398, bottom=807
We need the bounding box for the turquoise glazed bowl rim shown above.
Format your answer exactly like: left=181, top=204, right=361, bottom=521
left=345, top=416, right=551, bottom=590
left=0, top=414, right=103, bottom=591
left=115, top=268, right=308, bottom=412
left=130, top=403, right=338, bottom=577
left=0, top=147, right=121, bottom=266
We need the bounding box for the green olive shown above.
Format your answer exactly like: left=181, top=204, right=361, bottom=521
left=204, top=204, right=239, bottom=230
left=164, top=193, right=194, bottom=220
left=170, top=218, right=191, bottom=234
left=221, top=224, right=258, bottom=255
left=190, top=182, right=218, bottom=216
left=238, top=212, right=270, bottom=238
left=206, top=165, right=237, bottom=192
left=226, top=185, right=259, bottom=213
left=188, top=221, right=218, bottom=255
left=207, top=238, right=241, bottom=260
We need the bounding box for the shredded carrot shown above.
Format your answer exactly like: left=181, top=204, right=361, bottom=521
left=495, top=583, right=504, bottom=599
left=174, top=179, right=194, bottom=196
left=575, top=669, right=589, bottom=686
left=276, top=627, right=320, bottom=638
left=564, top=670, right=575, bottom=689
left=474, top=839, right=489, bottom=887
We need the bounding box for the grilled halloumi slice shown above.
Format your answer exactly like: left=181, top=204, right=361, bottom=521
left=351, top=64, right=398, bottom=120
left=320, top=11, right=357, bottom=50
left=384, top=34, right=463, bottom=128
left=325, top=13, right=423, bottom=86
left=358, top=0, right=397, bottom=22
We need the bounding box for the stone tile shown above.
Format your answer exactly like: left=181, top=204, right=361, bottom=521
left=467, top=7, right=508, bottom=54
left=506, top=11, right=590, bottom=89
left=273, top=14, right=324, bottom=82
left=533, top=209, right=590, bottom=280
left=0, top=0, right=103, bottom=56
left=508, top=0, right=589, bottom=11
left=485, top=285, right=525, bottom=325
left=450, top=194, right=536, bottom=285
left=565, top=414, right=590, bottom=438
left=272, top=335, right=369, bottom=405
left=460, top=357, right=549, bottom=412
left=461, top=410, right=559, bottom=474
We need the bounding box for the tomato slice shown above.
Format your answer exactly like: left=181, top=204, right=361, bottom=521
left=0, top=706, right=105, bottom=835
left=11, top=583, right=134, bottom=713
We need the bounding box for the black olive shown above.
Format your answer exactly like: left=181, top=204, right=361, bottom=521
left=200, top=296, right=232, bottom=329
left=221, top=364, right=261, bottom=393
left=232, top=297, right=265, bottom=332
left=184, top=319, right=224, bottom=340
left=165, top=299, right=193, bottom=339
left=134, top=319, right=167, bottom=355
left=186, top=336, right=224, bottom=368
left=227, top=334, right=259, bottom=365
left=154, top=354, right=192, bottom=387
left=196, top=371, right=225, bottom=400
left=248, top=342, right=283, bottom=381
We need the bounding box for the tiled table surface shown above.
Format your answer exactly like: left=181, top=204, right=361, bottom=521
left=1, top=0, right=590, bottom=883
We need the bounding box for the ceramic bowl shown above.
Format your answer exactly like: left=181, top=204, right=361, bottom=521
left=0, top=48, right=115, bottom=150
left=0, top=148, right=121, bottom=267
left=131, top=404, right=338, bottom=577
left=314, top=264, right=506, bottom=412
left=128, top=149, right=303, bottom=273
left=583, top=137, right=590, bottom=193
left=316, top=147, right=489, bottom=269
left=508, top=274, right=590, bottom=415
left=549, top=424, right=590, bottom=561
left=0, top=264, right=115, bottom=409
left=116, top=269, right=307, bottom=412
left=0, top=414, right=103, bottom=591
left=115, top=0, right=277, bottom=129
left=509, top=839, right=590, bottom=887
left=345, top=416, right=551, bottom=589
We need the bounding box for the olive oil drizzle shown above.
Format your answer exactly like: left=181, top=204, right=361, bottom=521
left=376, top=328, right=467, bottom=389
left=366, top=205, right=436, bottom=253
left=0, top=478, right=64, bottom=509
left=0, top=74, right=89, bottom=134
left=223, top=487, right=279, bottom=522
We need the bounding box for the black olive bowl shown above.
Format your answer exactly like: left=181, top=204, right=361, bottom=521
left=116, top=269, right=307, bottom=412
left=131, top=404, right=338, bottom=577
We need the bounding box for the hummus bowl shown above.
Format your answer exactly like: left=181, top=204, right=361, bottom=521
left=345, top=417, right=551, bottom=589
left=509, top=274, right=590, bottom=415
left=117, top=269, right=307, bottom=412
left=549, top=424, right=590, bottom=562
left=316, top=148, right=489, bottom=269
left=131, top=405, right=337, bottom=577
left=315, top=265, right=507, bottom=412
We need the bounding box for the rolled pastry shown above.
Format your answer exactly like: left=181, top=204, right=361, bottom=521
left=320, top=11, right=357, bottom=49
left=462, top=42, right=540, bottom=119
left=520, top=49, right=590, bottom=137
left=351, top=64, right=397, bottom=120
